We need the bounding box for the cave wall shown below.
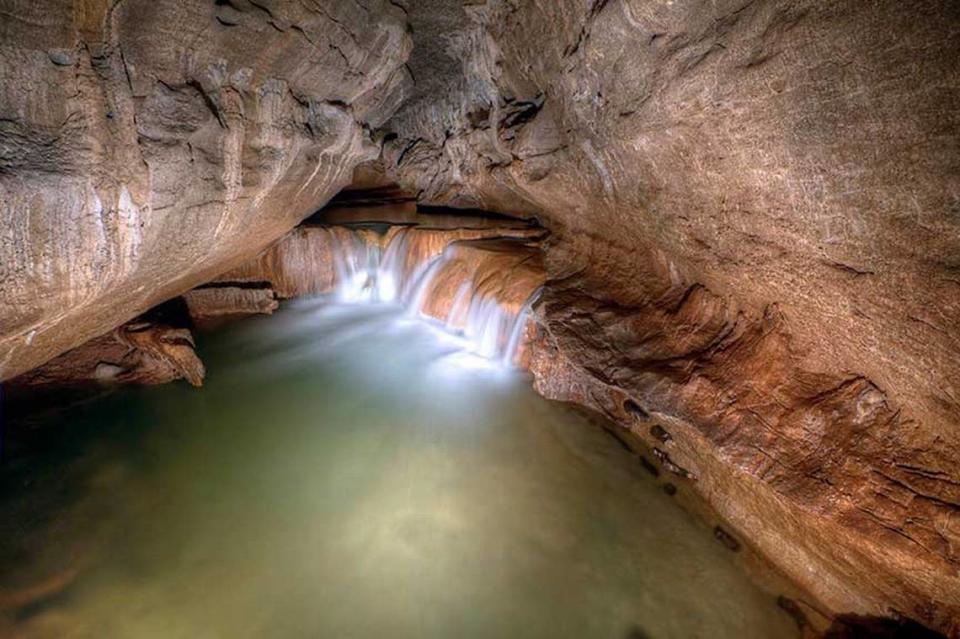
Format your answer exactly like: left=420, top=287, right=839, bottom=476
left=383, top=0, right=960, bottom=632
left=0, top=0, right=411, bottom=380
left=1, top=0, right=958, bottom=632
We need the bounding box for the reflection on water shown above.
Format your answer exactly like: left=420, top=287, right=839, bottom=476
left=0, top=302, right=798, bottom=638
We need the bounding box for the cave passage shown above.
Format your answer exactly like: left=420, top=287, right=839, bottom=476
left=0, top=300, right=799, bottom=638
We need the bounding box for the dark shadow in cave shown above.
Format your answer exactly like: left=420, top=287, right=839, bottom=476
left=824, top=614, right=947, bottom=639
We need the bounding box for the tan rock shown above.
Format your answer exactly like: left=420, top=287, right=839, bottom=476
left=2, top=0, right=958, bottom=633
left=0, top=0, right=412, bottom=381
left=183, top=287, right=279, bottom=319
left=213, top=212, right=544, bottom=300
left=10, top=321, right=204, bottom=388
left=385, top=0, right=960, bottom=634
left=417, top=239, right=543, bottom=324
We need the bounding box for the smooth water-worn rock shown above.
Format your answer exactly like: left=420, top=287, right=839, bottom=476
left=183, top=286, right=280, bottom=319
left=196, top=211, right=546, bottom=364
left=0, top=0, right=411, bottom=381
left=2, top=0, right=958, bottom=634
left=10, top=321, right=204, bottom=388
left=203, top=211, right=541, bottom=302
left=383, top=1, right=960, bottom=633
left=412, top=238, right=543, bottom=364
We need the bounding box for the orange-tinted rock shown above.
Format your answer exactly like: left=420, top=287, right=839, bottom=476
left=10, top=322, right=204, bottom=388
left=417, top=240, right=543, bottom=325
left=385, top=2, right=960, bottom=633
left=216, top=226, right=343, bottom=299
left=202, top=214, right=546, bottom=365
left=527, top=297, right=960, bottom=634
left=183, top=287, right=279, bottom=319
left=411, top=238, right=544, bottom=364
left=1, top=1, right=954, bottom=633
left=0, top=0, right=411, bottom=382
left=212, top=212, right=543, bottom=301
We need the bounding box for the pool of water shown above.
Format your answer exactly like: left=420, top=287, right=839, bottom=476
left=0, top=301, right=798, bottom=638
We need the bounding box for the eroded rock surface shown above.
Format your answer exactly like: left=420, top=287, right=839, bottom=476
left=183, top=286, right=279, bottom=320
left=189, top=208, right=545, bottom=365
left=383, top=0, right=960, bottom=633
left=415, top=238, right=543, bottom=364
left=2, top=0, right=958, bottom=634
left=0, top=0, right=411, bottom=380
left=10, top=320, right=204, bottom=388
left=204, top=210, right=542, bottom=301
left=418, top=239, right=543, bottom=323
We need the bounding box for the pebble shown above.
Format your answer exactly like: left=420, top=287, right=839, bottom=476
left=48, top=50, right=73, bottom=66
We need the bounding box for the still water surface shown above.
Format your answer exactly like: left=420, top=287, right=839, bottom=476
left=0, top=301, right=798, bottom=638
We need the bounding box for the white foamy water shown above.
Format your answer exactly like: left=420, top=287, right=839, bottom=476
left=327, top=227, right=537, bottom=366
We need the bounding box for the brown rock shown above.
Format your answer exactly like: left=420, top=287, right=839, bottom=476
left=0, top=0, right=411, bottom=381
left=183, top=286, right=279, bottom=319
left=10, top=321, right=204, bottom=388
left=212, top=226, right=344, bottom=299
left=416, top=239, right=544, bottom=325
left=714, top=525, right=742, bottom=553
left=384, top=1, right=960, bottom=633
left=214, top=212, right=543, bottom=301
left=1, top=1, right=958, bottom=634
left=120, top=323, right=204, bottom=387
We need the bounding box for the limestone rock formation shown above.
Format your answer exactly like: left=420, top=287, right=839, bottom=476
left=2, top=0, right=959, bottom=634
left=209, top=225, right=344, bottom=299
left=415, top=238, right=543, bottom=364
left=417, top=239, right=542, bottom=324
left=183, top=286, right=279, bottom=319
left=188, top=209, right=544, bottom=364
left=10, top=320, right=204, bottom=388
left=0, top=0, right=412, bottom=381
left=382, top=0, right=960, bottom=633
left=203, top=210, right=542, bottom=302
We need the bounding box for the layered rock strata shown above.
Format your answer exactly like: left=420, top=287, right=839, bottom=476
left=0, top=0, right=412, bottom=381
left=185, top=210, right=545, bottom=364
left=183, top=286, right=279, bottom=320
left=1, top=0, right=957, bottom=634
left=383, top=0, right=960, bottom=633
left=10, top=320, right=204, bottom=388
left=194, top=210, right=542, bottom=305
left=415, top=239, right=543, bottom=365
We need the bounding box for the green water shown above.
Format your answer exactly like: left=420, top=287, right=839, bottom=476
left=0, top=301, right=798, bottom=638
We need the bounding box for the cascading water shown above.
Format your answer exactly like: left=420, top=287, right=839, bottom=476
left=325, top=227, right=539, bottom=366
left=331, top=230, right=401, bottom=303
left=501, top=291, right=540, bottom=367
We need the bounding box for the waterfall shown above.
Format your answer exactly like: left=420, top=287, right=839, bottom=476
left=331, top=229, right=405, bottom=304
left=326, top=227, right=539, bottom=366
left=501, top=289, right=540, bottom=367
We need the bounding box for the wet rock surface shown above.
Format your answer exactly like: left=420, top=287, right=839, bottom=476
left=183, top=207, right=545, bottom=366
left=204, top=209, right=542, bottom=302
left=183, top=286, right=279, bottom=320
left=382, top=1, right=960, bottom=633
left=1, top=0, right=958, bottom=635
left=823, top=614, right=948, bottom=639
left=416, top=239, right=543, bottom=323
